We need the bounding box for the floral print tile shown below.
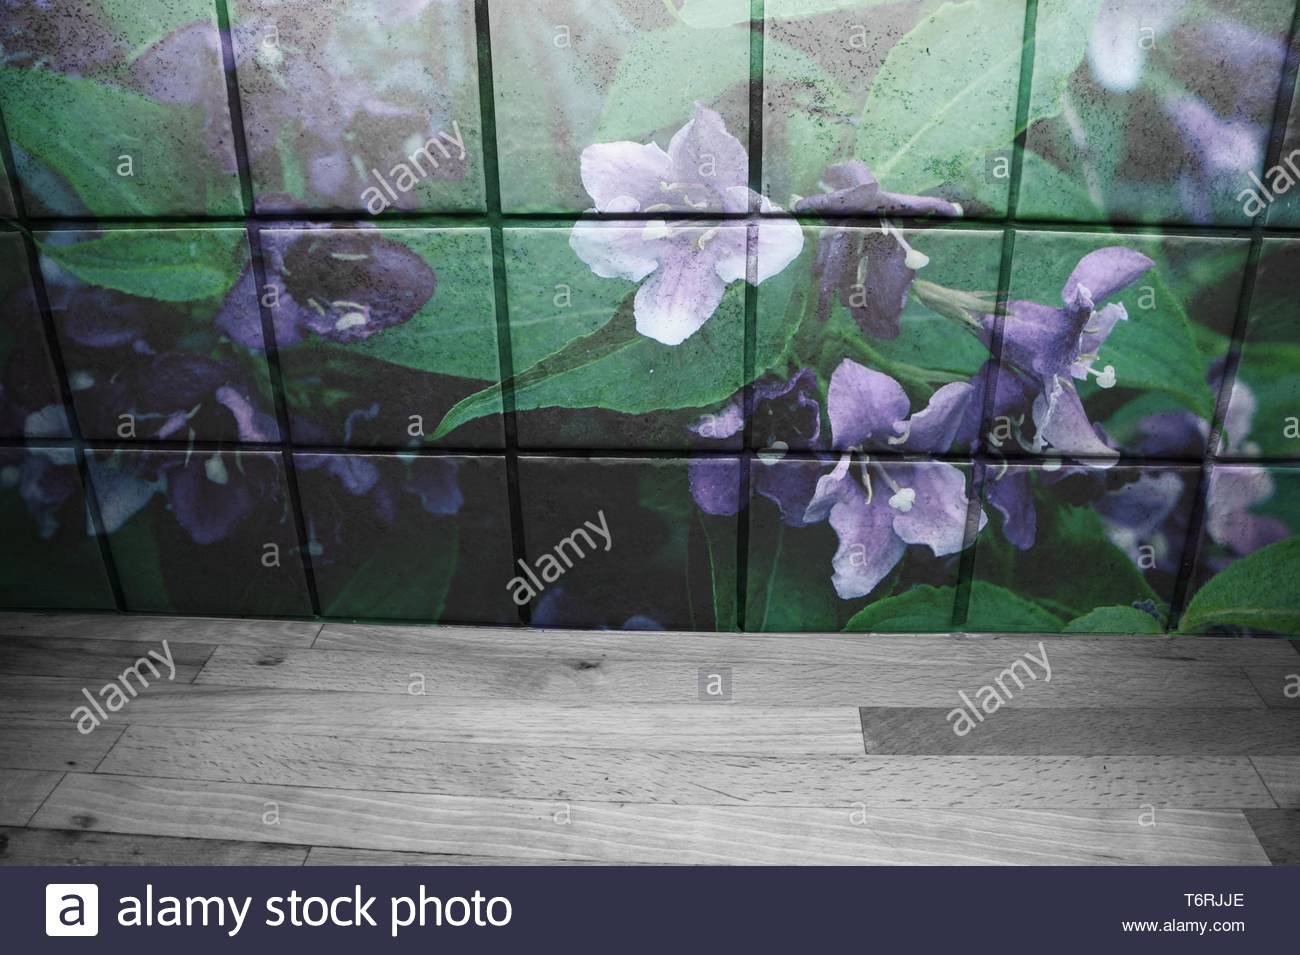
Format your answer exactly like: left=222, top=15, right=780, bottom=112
left=266, top=225, right=503, bottom=449
left=0, top=0, right=243, bottom=216
left=228, top=0, right=485, bottom=214
left=0, top=447, right=115, bottom=610
left=753, top=223, right=1004, bottom=456
left=1219, top=239, right=1300, bottom=460
left=294, top=452, right=516, bottom=623
left=0, top=154, right=14, bottom=216
left=745, top=457, right=974, bottom=633
left=516, top=455, right=739, bottom=630
left=1265, top=83, right=1300, bottom=227
left=967, top=461, right=1199, bottom=634
left=763, top=0, right=1026, bottom=218
left=487, top=0, right=751, bottom=213
left=38, top=228, right=278, bottom=444
left=503, top=225, right=746, bottom=450
left=87, top=448, right=311, bottom=615
left=1019, top=0, right=1294, bottom=226
left=1, top=232, right=69, bottom=439
left=1181, top=463, right=1300, bottom=635
left=991, top=229, right=1249, bottom=463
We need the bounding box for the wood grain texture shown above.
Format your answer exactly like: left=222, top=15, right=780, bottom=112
left=0, top=679, right=862, bottom=754
left=97, top=728, right=1277, bottom=808
left=0, top=770, right=63, bottom=826
left=305, top=847, right=609, bottom=866
left=0, top=637, right=211, bottom=682
left=1250, top=757, right=1300, bottom=808
left=1244, top=667, right=1300, bottom=708
left=0, top=721, right=123, bottom=772
left=1243, top=811, right=1300, bottom=865
left=195, top=646, right=1265, bottom=707
left=316, top=625, right=1298, bottom=666
left=30, top=774, right=1271, bottom=865
left=0, top=612, right=321, bottom=648
left=859, top=708, right=1300, bottom=755
left=0, top=827, right=308, bottom=866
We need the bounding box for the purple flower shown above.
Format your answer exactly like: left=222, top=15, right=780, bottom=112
left=793, top=162, right=961, bottom=339
left=986, top=246, right=1155, bottom=463
left=801, top=360, right=984, bottom=599
left=687, top=369, right=824, bottom=522
left=1, top=447, right=80, bottom=539
left=569, top=104, right=803, bottom=345
left=257, top=227, right=437, bottom=346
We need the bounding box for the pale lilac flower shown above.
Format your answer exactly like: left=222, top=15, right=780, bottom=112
left=569, top=104, right=803, bottom=345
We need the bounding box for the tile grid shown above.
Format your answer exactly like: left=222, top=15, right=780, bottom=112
left=0, top=93, right=127, bottom=613
left=1, top=1, right=1299, bottom=629
left=1170, top=0, right=1300, bottom=628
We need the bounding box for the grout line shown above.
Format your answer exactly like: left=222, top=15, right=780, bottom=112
left=474, top=0, right=530, bottom=626
left=91, top=725, right=129, bottom=774
left=215, top=1, right=321, bottom=616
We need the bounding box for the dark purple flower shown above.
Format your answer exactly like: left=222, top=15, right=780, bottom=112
left=260, top=227, right=437, bottom=345
left=794, top=161, right=960, bottom=340
left=1, top=447, right=80, bottom=539
left=984, top=246, right=1155, bottom=463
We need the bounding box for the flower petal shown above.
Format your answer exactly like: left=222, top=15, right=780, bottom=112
left=1207, top=465, right=1289, bottom=557
left=1036, top=381, right=1119, bottom=465
left=688, top=457, right=742, bottom=516
left=667, top=104, right=749, bottom=197
left=1062, top=247, right=1155, bottom=305
left=827, top=480, right=906, bottom=599
left=900, top=381, right=973, bottom=453
left=827, top=359, right=910, bottom=450
left=632, top=248, right=728, bottom=345
left=569, top=221, right=664, bottom=283
left=986, top=465, right=1036, bottom=550
left=889, top=462, right=978, bottom=557
left=804, top=451, right=854, bottom=524
left=579, top=140, right=675, bottom=211
left=753, top=211, right=805, bottom=284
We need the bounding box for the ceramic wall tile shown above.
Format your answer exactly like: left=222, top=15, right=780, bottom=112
left=1, top=232, right=70, bottom=438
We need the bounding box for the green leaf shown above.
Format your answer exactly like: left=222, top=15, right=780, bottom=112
left=843, top=584, right=959, bottom=632
left=1178, top=536, right=1300, bottom=635
left=435, top=288, right=745, bottom=438
left=679, top=0, right=897, bottom=26
left=0, top=66, right=241, bottom=216
left=857, top=0, right=1024, bottom=195
left=597, top=20, right=749, bottom=142
left=1027, top=0, right=1105, bottom=127
left=39, top=229, right=247, bottom=302
left=1065, top=605, right=1163, bottom=634
left=964, top=581, right=1065, bottom=633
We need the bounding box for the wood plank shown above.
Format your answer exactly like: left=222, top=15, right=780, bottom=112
left=317, top=624, right=1298, bottom=666
left=0, top=679, right=862, bottom=754
left=860, top=708, right=1300, bottom=755
left=0, top=612, right=320, bottom=648
left=0, top=770, right=62, bottom=826
left=195, top=646, right=1265, bottom=707
left=31, top=774, right=1270, bottom=865
left=1251, top=757, right=1300, bottom=808
left=0, top=721, right=123, bottom=772
left=0, top=636, right=210, bottom=682
left=1243, top=810, right=1300, bottom=865
left=99, top=728, right=1276, bottom=808
left=305, top=847, right=606, bottom=866
left=1244, top=667, right=1300, bottom=708
left=0, top=827, right=308, bottom=866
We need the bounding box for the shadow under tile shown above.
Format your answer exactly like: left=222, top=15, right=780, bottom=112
left=294, top=452, right=516, bottom=624
left=516, top=455, right=739, bottom=631
left=0, top=447, right=116, bottom=610
left=86, top=449, right=311, bottom=616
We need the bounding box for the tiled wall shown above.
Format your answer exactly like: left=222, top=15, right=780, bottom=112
left=2, top=0, right=1299, bottom=636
